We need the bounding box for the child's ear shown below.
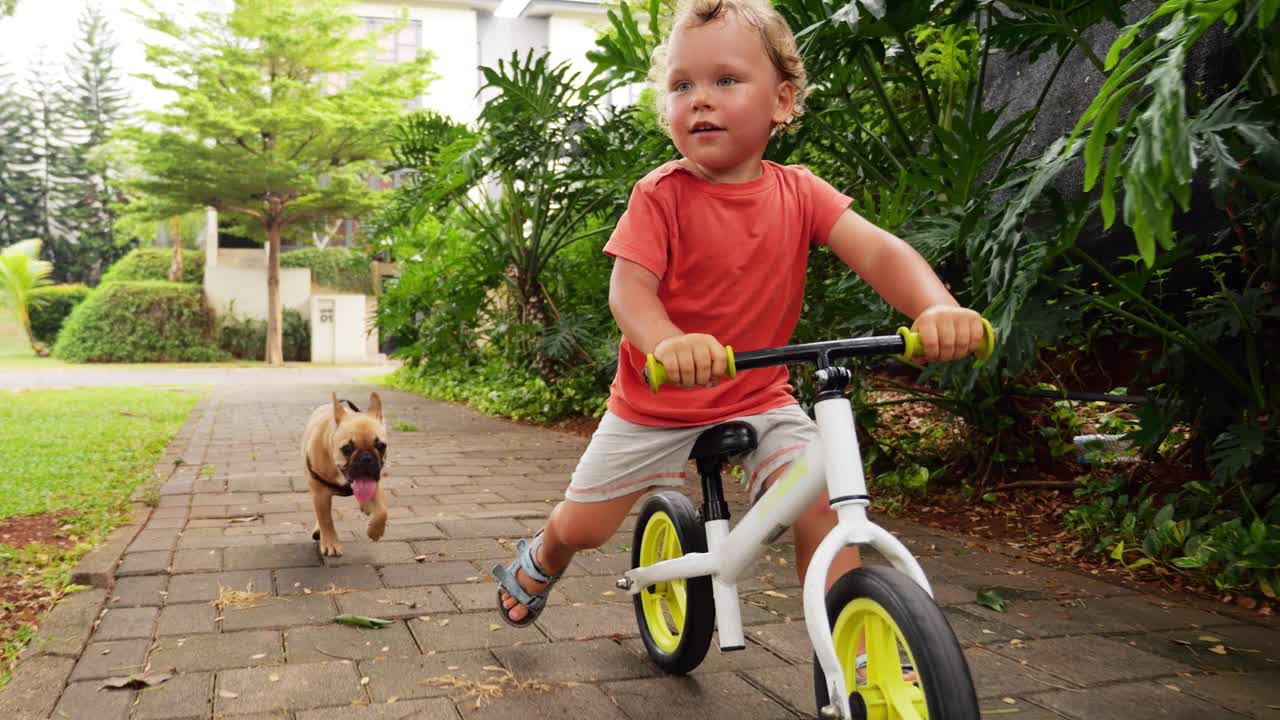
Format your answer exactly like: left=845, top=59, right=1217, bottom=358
left=771, top=80, right=796, bottom=127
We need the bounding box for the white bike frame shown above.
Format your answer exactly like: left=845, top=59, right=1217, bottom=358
left=618, top=392, right=932, bottom=720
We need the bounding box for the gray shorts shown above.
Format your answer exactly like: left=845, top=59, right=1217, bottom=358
left=566, top=403, right=818, bottom=504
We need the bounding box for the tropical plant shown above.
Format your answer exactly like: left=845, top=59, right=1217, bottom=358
left=118, top=0, right=434, bottom=365
left=0, top=238, right=53, bottom=355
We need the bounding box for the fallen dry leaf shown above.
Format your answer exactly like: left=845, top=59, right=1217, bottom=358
left=100, top=672, right=172, bottom=690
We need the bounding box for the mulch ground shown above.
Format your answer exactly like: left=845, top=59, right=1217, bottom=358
left=0, top=513, right=78, bottom=652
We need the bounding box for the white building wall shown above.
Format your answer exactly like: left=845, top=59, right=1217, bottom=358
left=205, top=266, right=312, bottom=320
left=547, top=14, right=600, bottom=82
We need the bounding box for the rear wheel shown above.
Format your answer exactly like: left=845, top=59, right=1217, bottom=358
left=814, top=566, right=979, bottom=720
left=632, top=491, right=716, bottom=675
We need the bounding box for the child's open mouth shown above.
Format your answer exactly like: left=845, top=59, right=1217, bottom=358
left=690, top=122, right=724, bottom=135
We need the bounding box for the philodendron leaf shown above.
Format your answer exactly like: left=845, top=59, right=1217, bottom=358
left=976, top=589, right=1007, bottom=613
left=335, top=614, right=394, bottom=629
left=101, top=672, right=173, bottom=690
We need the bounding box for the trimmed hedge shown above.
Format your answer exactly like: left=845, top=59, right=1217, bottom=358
left=282, top=247, right=372, bottom=294
left=218, top=308, right=311, bottom=361
left=53, top=282, right=228, bottom=362
left=30, top=284, right=91, bottom=345
left=100, top=248, right=205, bottom=285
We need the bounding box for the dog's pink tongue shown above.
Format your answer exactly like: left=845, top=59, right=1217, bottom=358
left=352, top=478, right=377, bottom=504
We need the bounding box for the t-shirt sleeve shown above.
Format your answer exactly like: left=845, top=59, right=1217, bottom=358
left=603, top=181, right=672, bottom=279
left=801, top=169, right=853, bottom=246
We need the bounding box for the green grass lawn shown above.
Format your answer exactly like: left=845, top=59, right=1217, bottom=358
left=0, top=385, right=203, bottom=687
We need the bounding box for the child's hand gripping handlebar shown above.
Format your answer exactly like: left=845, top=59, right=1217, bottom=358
left=642, top=318, right=996, bottom=394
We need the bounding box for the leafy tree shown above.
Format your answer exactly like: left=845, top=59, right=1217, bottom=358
left=1, top=0, right=16, bottom=18
left=49, top=3, right=130, bottom=284
left=0, top=238, right=53, bottom=355
left=119, top=0, right=434, bottom=364
left=0, top=72, right=42, bottom=247
left=23, top=54, right=71, bottom=255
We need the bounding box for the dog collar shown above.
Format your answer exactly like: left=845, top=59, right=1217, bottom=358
left=307, top=457, right=353, bottom=497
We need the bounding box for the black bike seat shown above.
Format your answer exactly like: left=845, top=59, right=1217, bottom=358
left=689, top=422, right=758, bottom=462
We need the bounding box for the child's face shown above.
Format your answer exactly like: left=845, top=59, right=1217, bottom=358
left=664, top=13, right=794, bottom=181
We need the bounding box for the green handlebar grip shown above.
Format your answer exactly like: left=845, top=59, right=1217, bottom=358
left=896, top=318, right=996, bottom=364
left=643, top=346, right=736, bottom=394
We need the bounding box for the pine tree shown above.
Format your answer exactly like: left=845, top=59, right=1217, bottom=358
left=0, top=72, right=42, bottom=247
left=53, top=3, right=130, bottom=283
left=23, top=53, right=71, bottom=261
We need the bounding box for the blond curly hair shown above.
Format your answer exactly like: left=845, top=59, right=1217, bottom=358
left=649, top=0, right=809, bottom=136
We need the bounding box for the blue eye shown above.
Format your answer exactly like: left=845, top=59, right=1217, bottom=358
left=717, top=77, right=736, bottom=87
left=674, top=81, right=691, bottom=93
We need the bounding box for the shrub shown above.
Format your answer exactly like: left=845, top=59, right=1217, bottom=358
left=282, top=247, right=372, bottom=294
left=218, top=307, right=311, bottom=361
left=99, top=248, right=205, bottom=285
left=53, top=281, right=228, bottom=362
left=29, top=284, right=90, bottom=346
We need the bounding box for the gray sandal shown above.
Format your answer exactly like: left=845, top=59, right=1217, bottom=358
left=491, top=532, right=561, bottom=628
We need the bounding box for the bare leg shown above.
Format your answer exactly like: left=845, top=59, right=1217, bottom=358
left=500, top=488, right=647, bottom=623
left=760, top=465, right=860, bottom=590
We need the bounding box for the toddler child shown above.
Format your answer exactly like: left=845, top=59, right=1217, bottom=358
left=492, top=0, right=985, bottom=627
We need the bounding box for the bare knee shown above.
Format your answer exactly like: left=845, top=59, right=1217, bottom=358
left=545, top=497, right=632, bottom=552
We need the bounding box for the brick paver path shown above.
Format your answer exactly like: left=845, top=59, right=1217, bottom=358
left=8, top=382, right=1280, bottom=718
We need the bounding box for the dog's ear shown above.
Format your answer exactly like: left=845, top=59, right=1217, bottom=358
left=368, top=392, right=383, bottom=421
left=332, top=392, right=346, bottom=425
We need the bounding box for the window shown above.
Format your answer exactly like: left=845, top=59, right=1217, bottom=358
left=361, top=17, right=422, bottom=65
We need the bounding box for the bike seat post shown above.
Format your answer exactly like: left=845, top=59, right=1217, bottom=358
left=689, top=422, right=756, bottom=652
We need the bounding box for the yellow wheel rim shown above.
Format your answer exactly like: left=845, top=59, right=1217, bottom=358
left=638, top=511, right=686, bottom=654
left=831, top=598, right=927, bottom=720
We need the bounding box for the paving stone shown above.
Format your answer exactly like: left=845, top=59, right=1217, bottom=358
left=69, top=639, right=150, bottom=680
left=296, top=698, right=459, bottom=720
left=619, top=637, right=789, bottom=674
left=165, top=570, right=273, bottom=603
left=157, top=602, right=218, bottom=636
left=359, top=650, right=503, bottom=702
left=996, top=636, right=1194, bottom=686
left=277, top=564, right=384, bottom=594
left=149, top=631, right=283, bottom=672
left=224, top=543, right=323, bottom=570
left=445, top=582, right=508, bottom=613
left=492, top=639, right=654, bottom=684
left=335, top=586, right=456, bottom=619
left=218, top=593, right=337, bottom=631
left=570, top=551, right=630, bottom=577
left=742, top=665, right=816, bottom=718
left=146, top=515, right=188, bottom=529
left=745, top=623, right=812, bottom=664
left=116, top=550, right=172, bottom=576
left=363, top=520, right=447, bottom=542
left=1174, top=669, right=1280, bottom=719
left=321, top=541, right=418, bottom=566
left=602, top=672, right=794, bottom=720
left=0, top=656, right=75, bottom=717
left=964, top=646, right=1079, bottom=699
left=171, top=548, right=222, bottom=573
left=460, top=684, right=627, bottom=719
left=94, top=606, right=158, bottom=640
left=26, top=589, right=107, bottom=657
left=380, top=561, right=483, bottom=587
left=943, top=606, right=1027, bottom=646
left=1031, top=679, right=1250, bottom=719
left=533, top=602, right=637, bottom=641
left=409, top=611, right=545, bottom=652
left=556, top=575, right=633, bottom=605
left=109, top=575, right=169, bottom=607
left=435, top=518, right=529, bottom=539
left=130, top=529, right=182, bottom=552
left=49, top=679, right=133, bottom=720
left=132, top=671, right=213, bottom=719
left=409, top=538, right=510, bottom=562
left=286, top=621, right=420, bottom=663
left=215, top=660, right=364, bottom=715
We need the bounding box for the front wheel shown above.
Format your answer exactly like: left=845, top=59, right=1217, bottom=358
left=632, top=491, right=716, bottom=675
left=814, top=566, right=979, bottom=720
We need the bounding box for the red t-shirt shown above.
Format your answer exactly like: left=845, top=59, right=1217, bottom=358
left=603, top=160, right=852, bottom=427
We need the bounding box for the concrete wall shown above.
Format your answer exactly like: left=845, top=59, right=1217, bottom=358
left=311, top=294, right=378, bottom=364
left=204, top=266, right=312, bottom=320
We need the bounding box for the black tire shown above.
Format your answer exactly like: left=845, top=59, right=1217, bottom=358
left=631, top=491, right=716, bottom=675
left=813, top=566, right=980, bottom=720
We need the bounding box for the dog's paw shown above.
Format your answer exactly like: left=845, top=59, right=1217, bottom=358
left=318, top=536, right=343, bottom=557
left=367, top=516, right=386, bottom=542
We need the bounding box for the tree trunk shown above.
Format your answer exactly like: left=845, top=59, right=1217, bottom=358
left=265, top=222, right=284, bottom=366
left=168, top=216, right=183, bottom=282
